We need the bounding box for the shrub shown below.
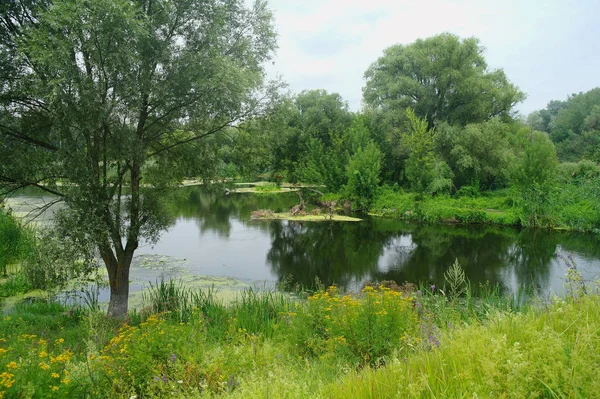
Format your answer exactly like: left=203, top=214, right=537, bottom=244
left=285, top=285, right=417, bottom=366
left=344, top=141, right=383, bottom=212
left=0, top=209, right=33, bottom=276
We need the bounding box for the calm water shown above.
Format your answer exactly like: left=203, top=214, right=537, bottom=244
left=7, top=187, right=600, bottom=297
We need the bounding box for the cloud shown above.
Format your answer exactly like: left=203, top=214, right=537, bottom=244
left=265, top=0, right=600, bottom=114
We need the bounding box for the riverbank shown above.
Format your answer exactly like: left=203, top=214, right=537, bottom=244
left=368, top=185, right=600, bottom=233
left=0, top=278, right=598, bottom=398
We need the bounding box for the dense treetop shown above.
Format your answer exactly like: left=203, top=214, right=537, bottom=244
left=528, top=88, right=600, bottom=162
left=363, top=33, right=525, bottom=129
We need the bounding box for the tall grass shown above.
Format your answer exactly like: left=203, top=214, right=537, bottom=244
left=327, top=294, right=600, bottom=398
left=0, top=208, right=33, bottom=276
left=142, top=280, right=289, bottom=339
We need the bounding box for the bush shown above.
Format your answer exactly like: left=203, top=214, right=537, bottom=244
left=344, top=141, right=383, bottom=212
left=284, top=285, right=417, bottom=366
left=0, top=208, right=33, bottom=276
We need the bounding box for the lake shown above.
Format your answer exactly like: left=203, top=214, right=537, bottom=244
left=6, top=187, right=600, bottom=300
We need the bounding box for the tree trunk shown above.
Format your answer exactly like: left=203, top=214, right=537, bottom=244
left=106, top=262, right=131, bottom=318
left=104, top=247, right=134, bottom=318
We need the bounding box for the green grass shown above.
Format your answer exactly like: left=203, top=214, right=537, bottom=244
left=370, top=182, right=600, bottom=232
left=252, top=182, right=282, bottom=192
left=0, top=279, right=598, bottom=398
left=371, top=187, right=521, bottom=225
left=327, top=294, right=600, bottom=398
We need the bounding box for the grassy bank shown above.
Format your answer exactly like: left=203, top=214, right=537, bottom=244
left=370, top=181, right=600, bottom=232
left=0, top=274, right=598, bottom=398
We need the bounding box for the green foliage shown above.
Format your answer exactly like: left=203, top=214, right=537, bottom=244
left=344, top=142, right=383, bottom=212
left=370, top=188, right=521, bottom=225
left=253, top=183, right=282, bottom=193
left=279, top=90, right=356, bottom=190
left=437, top=118, right=516, bottom=189
left=0, top=300, right=88, bottom=398
left=0, top=209, right=33, bottom=276
left=284, top=286, right=417, bottom=366
left=328, top=294, right=600, bottom=399
left=512, top=130, right=559, bottom=227
left=1, top=280, right=599, bottom=398
left=403, top=109, right=438, bottom=196
left=364, top=33, right=525, bottom=129
left=532, top=87, right=600, bottom=161
left=0, top=0, right=278, bottom=317
left=513, top=130, right=558, bottom=188
left=294, top=137, right=328, bottom=185
left=0, top=273, right=32, bottom=298
left=23, top=229, right=99, bottom=291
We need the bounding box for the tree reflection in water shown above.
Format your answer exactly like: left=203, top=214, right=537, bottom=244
left=162, top=188, right=600, bottom=295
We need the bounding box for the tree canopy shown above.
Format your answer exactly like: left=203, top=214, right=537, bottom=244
left=528, top=88, right=600, bottom=162
left=363, top=33, right=525, bottom=129
left=0, top=0, right=278, bottom=317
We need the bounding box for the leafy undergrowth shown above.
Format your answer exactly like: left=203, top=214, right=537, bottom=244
left=327, top=294, right=600, bottom=398
left=0, top=280, right=598, bottom=398
left=370, top=183, right=600, bottom=231
left=371, top=187, right=520, bottom=225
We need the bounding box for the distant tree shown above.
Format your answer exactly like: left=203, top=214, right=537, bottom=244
left=402, top=110, right=438, bottom=197
left=277, top=90, right=354, bottom=186
left=0, top=0, right=277, bottom=317
left=295, top=90, right=353, bottom=146
left=363, top=33, right=525, bottom=129
left=344, top=141, right=383, bottom=212
left=531, top=88, right=600, bottom=161
left=512, top=130, right=558, bottom=227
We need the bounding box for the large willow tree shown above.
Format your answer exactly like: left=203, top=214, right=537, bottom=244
left=363, top=33, right=525, bottom=129
left=0, top=0, right=277, bottom=317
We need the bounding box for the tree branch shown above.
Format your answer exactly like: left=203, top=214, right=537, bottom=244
left=0, top=125, right=58, bottom=151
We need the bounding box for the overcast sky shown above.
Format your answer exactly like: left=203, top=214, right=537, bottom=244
left=264, top=0, right=600, bottom=115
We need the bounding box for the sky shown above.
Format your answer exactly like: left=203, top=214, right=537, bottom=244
left=263, top=0, right=600, bottom=116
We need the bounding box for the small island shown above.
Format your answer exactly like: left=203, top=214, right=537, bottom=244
left=251, top=210, right=362, bottom=222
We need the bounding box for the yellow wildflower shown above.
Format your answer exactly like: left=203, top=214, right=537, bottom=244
left=0, top=349, right=7, bottom=356
left=55, top=338, right=64, bottom=344
left=51, top=372, right=60, bottom=379
left=39, top=362, right=50, bottom=370
left=38, top=339, right=47, bottom=345
left=50, top=386, right=59, bottom=391
left=5, top=362, right=17, bottom=370
left=50, top=350, right=73, bottom=363
left=61, top=378, right=70, bottom=385
left=0, top=372, right=15, bottom=388
left=39, top=351, right=48, bottom=358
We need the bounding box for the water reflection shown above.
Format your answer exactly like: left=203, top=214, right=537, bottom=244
left=266, top=220, right=389, bottom=288
left=10, top=187, right=600, bottom=296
